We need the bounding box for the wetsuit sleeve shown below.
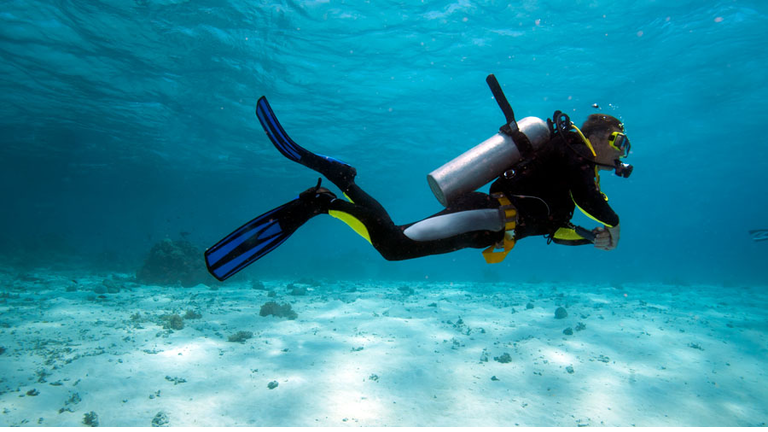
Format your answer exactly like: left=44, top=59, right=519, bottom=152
left=569, top=162, right=620, bottom=227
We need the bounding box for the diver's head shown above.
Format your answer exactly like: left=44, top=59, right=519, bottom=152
left=581, top=114, right=632, bottom=176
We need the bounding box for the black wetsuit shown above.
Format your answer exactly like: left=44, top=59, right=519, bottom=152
left=327, top=130, right=618, bottom=261
left=491, top=131, right=619, bottom=242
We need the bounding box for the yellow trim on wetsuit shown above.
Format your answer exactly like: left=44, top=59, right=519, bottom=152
left=327, top=193, right=372, bottom=244
left=570, top=191, right=616, bottom=228
left=328, top=210, right=372, bottom=244
left=553, top=227, right=584, bottom=241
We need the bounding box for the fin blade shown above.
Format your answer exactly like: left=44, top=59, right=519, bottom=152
left=205, top=201, right=298, bottom=281
left=256, top=97, right=307, bottom=162
left=255, top=97, right=354, bottom=183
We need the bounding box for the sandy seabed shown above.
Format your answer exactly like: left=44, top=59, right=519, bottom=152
left=1, top=269, right=766, bottom=427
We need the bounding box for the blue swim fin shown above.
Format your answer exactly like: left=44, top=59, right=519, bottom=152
left=749, top=229, right=768, bottom=242
left=205, top=180, right=337, bottom=281
left=256, top=96, right=357, bottom=189
left=205, top=201, right=299, bottom=281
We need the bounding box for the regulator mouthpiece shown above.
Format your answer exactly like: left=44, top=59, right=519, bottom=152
left=615, top=161, right=633, bottom=178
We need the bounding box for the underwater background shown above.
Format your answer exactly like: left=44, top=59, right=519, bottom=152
left=2, top=0, right=767, bottom=285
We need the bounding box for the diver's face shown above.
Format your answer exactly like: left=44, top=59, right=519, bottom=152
left=591, top=126, right=625, bottom=169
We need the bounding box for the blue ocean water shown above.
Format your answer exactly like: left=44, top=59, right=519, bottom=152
left=2, top=2, right=768, bottom=427
left=1, top=0, right=767, bottom=284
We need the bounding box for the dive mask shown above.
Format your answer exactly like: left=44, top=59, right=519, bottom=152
left=608, top=131, right=631, bottom=158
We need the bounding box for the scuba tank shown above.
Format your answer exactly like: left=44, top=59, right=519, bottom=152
left=427, top=74, right=551, bottom=207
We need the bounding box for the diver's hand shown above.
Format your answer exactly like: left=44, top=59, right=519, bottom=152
left=594, top=224, right=620, bottom=250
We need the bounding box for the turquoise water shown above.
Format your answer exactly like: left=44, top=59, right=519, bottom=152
left=1, top=0, right=767, bottom=283
left=2, top=2, right=768, bottom=427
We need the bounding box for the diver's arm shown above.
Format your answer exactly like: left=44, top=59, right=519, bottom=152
left=569, top=176, right=619, bottom=227
left=569, top=162, right=620, bottom=250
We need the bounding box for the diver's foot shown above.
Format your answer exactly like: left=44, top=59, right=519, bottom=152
left=305, top=153, right=357, bottom=192
left=298, top=178, right=338, bottom=215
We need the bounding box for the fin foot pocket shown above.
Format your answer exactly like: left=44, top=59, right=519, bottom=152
left=298, top=178, right=337, bottom=214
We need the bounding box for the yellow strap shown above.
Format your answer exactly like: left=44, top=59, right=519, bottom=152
left=494, top=194, right=517, bottom=231
left=483, top=193, right=518, bottom=263
left=482, top=233, right=516, bottom=264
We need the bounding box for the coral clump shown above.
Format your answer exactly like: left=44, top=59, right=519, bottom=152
left=288, top=284, right=307, bottom=296
left=83, top=411, right=99, bottom=427
left=152, top=412, right=169, bottom=427
left=184, top=310, right=202, bottom=320
left=161, top=314, right=184, bottom=330
left=259, top=302, right=298, bottom=320
left=137, top=239, right=209, bottom=287
left=228, top=331, right=254, bottom=343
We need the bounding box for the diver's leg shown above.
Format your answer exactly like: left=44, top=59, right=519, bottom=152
left=256, top=98, right=505, bottom=259
left=341, top=183, right=391, bottom=221
left=329, top=191, right=505, bottom=261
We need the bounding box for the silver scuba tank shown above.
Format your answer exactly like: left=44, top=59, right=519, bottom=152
left=427, top=116, right=550, bottom=207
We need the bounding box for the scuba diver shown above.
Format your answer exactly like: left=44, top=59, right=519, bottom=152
left=205, top=75, right=633, bottom=281
left=749, top=230, right=768, bottom=242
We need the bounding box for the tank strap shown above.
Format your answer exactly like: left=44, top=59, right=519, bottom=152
left=487, top=74, right=535, bottom=159
left=482, top=193, right=517, bottom=264
left=501, top=125, right=535, bottom=159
